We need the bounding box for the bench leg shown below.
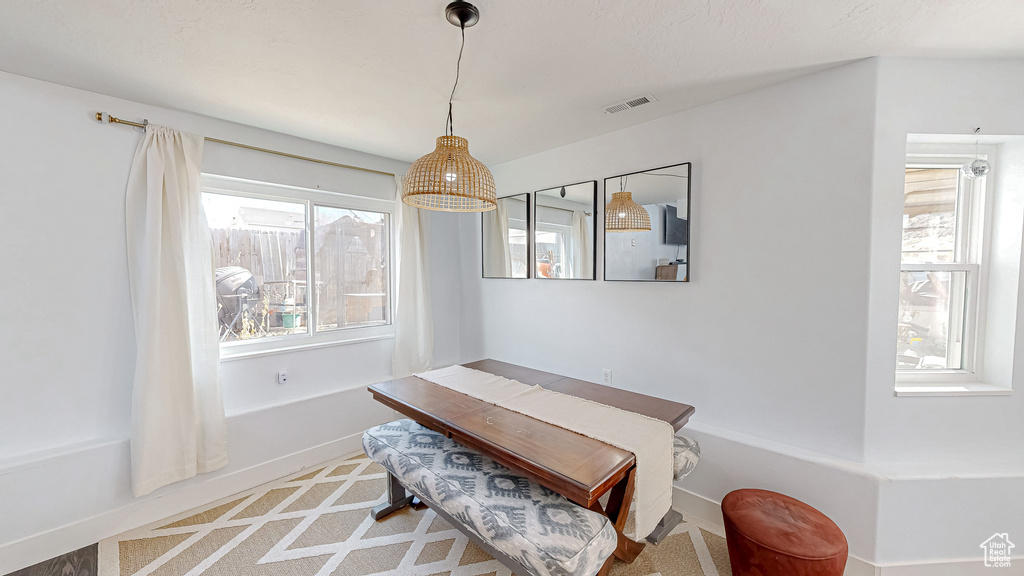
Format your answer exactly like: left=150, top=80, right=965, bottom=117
left=369, top=471, right=415, bottom=520
left=645, top=508, right=683, bottom=544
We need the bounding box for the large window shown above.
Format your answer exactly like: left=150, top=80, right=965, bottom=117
left=897, top=157, right=987, bottom=380
left=202, top=176, right=392, bottom=354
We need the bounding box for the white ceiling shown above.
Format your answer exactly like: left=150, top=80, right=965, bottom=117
left=1, top=1, right=1023, bottom=165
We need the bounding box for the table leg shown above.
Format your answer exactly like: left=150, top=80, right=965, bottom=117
left=602, top=467, right=646, bottom=564
left=369, top=471, right=415, bottom=520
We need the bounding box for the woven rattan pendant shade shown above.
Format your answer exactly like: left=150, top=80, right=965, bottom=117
left=605, top=191, right=651, bottom=232
left=403, top=135, right=496, bottom=212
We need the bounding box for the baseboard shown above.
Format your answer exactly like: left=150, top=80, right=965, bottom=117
left=671, top=483, right=725, bottom=527
left=846, top=558, right=882, bottom=576
left=0, top=431, right=365, bottom=575
left=667, top=486, right=989, bottom=576
left=872, top=559, right=1000, bottom=576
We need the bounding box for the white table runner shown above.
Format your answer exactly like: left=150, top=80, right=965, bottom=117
left=415, top=364, right=674, bottom=537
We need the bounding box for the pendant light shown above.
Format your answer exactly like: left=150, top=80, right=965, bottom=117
left=605, top=176, right=651, bottom=232
left=962, top=127, right=991, bottom=180
left=403, top=1, right=496, bottom=212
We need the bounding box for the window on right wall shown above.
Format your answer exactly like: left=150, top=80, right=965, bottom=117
left=898, top=163, right=984, bottom=376
left=896, top=136, right=1024, bottom=395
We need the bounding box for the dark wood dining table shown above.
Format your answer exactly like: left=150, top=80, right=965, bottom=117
left=367, top=359, right=695, bottom=572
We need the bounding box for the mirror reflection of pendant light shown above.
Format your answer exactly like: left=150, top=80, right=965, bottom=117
left=963, top=127, right=991, bottom=180
left=403, top=1, right=496, bottom=212
left=605, top=176, right=651, bottom=232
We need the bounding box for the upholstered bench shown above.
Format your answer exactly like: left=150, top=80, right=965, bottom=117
left=672, top=435, right=700, bottom=481
left=362, top=419, right=618, bottom=576
left=628, top=434, right=701, bottom=544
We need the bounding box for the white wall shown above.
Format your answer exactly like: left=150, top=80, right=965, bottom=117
left=464, top=59, right=878, bottom=460
left=861, top=58, right=1024, bottom=566
left=459, top=57, right=1024, bottom=567
left=984, top=139, right=1024, bottom=388
left=0, top=70, right=461, bottom=572
left=865, top=59, right=1024, bottom=467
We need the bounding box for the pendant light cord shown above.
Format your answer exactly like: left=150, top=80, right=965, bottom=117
left=446, top=23, right=466, bottom=136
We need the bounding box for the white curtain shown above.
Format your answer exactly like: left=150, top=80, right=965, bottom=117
left=570, top=210, right=593, bottom=279
left=482, top=198, right=511, bottom=276
left=392, top=175, right=434, bottom=378
left=125, top=126, right=227, bottom=497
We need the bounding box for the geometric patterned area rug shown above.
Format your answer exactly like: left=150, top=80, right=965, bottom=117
left=100, top=452, right=732, bottom=576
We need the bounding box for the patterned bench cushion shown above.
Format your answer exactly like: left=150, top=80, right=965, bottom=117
left=673, top=435, right=700, bottom=481
left=363, top=419, right=617, bottom=576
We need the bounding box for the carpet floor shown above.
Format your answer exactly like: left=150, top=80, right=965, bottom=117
left=101, top=452, right=732, bottom=576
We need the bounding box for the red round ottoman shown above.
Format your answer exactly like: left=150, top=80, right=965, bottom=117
left=722, top=489, right=848, bottom=576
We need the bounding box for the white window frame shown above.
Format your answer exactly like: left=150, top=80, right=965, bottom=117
left=506, top=216, right=530, bottom=275
left=202, top=174, right=395, bottom=360
left=897, top=147, right=994, bottom=386
left=534, top=221, right=573, bottom=277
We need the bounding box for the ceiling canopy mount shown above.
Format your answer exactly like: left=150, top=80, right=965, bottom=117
left=445, top=1, right=480, bottom=28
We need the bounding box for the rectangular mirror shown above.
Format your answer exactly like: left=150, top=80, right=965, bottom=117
left=604, top=163, right=691, bottom=282
left=534, top=181, right=596, bottom=280
left=482, top=193, right=530, bottom=278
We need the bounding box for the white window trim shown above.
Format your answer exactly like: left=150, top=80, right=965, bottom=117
left=534, top=221, right=573, bottom=277
left=508, top=217, right=528, bottom=230
left=218, top=331, right=394, bottom=362
left=535, top=222, right=574, bottom=255
left=895, top=382, right=1013, bottom=397
left=202, top=174, right=396, bottom=358
left=897, top=146, right=1000, bottom=391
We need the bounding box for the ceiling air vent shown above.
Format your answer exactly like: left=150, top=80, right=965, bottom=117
left=603, top=93, right=658, bottom=114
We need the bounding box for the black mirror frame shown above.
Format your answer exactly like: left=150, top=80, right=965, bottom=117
left=532, top=180, right=598, bottom=281
left=602, top=162, right=692, bottom=283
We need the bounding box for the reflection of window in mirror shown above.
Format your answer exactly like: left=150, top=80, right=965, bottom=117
left=534, top=181, right=597, bottom=280
left=604, top=163, right=691, bottom=282
left=482, top=193, right=530, bottom=278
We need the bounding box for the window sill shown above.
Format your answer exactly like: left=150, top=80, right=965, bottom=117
left=895, top=383, right=1013, bottom=397
left=219, top=332, right=394, bottom=362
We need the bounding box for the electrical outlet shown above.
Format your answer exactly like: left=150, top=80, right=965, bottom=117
left=277, top=370, right=288, bottom=385
left=602, top=369, right=612, bottom=385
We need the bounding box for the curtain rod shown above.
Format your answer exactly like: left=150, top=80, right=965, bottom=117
left=503, top=197, right=592, bottom=216
left=95, top=112, right=396, bottom=178
left=536, top=203, right=592, bottom=217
